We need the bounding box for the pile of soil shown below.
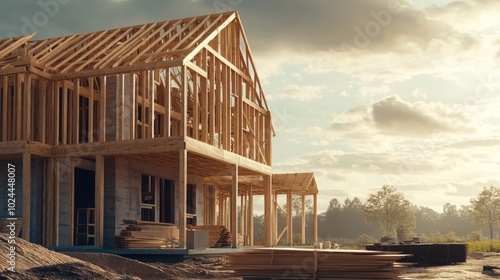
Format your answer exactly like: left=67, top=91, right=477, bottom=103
left=0, top=234, right=130, bottom=279
left=0, top=233, right=237, bottom=279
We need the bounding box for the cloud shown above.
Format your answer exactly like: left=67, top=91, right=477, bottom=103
left=275, top=84, right=325, bottom=101
left=360, top=84, right=391, bottom=97
left=412, top=88, right=428, bottom=99
left=330, top=95, right=475, bottom=137
left=311, top=139, right=330, bottom=146
left=446, top=139, right=500, bottom=149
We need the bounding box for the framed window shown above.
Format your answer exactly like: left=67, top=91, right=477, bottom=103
left=141, top=175, right=156, bottom=221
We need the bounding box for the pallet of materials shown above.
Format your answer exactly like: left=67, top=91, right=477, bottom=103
left=113, top=220, right=179, bottom=249
left=224, top=247, right=410, bottom=279
left=366, top=243, right=467, bottom=265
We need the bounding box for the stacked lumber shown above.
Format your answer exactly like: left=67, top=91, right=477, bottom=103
left=225, top=248, right=410, bottom=279
left=113, top=220, right=179, bottom=249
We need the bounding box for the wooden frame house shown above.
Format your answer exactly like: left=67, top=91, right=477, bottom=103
left=0, top=11, right=318, bottom=249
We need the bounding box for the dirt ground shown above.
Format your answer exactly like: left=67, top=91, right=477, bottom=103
left=403, top=252, right=500, bottom=279
left=2, top=233, right=500, bottom=279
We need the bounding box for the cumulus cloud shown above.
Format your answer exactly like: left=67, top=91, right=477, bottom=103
left=331, top=95, right=475, bottom=137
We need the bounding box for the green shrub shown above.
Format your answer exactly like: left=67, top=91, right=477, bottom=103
left=467, top=240, right=500, bottom=252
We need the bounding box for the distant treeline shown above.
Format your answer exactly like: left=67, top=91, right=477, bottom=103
left=251, top=198, right=492, bottom=244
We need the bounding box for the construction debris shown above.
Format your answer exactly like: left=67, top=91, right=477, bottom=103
left=224, top=247, right=410, bottom=279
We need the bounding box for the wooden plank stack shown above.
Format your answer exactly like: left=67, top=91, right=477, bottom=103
left=225, top=248, right=410, bottom=279
left=113, top=220, right=179, bottom=249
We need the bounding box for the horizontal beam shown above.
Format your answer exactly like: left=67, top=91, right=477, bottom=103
left=52, top=136, right=185, bottom=157
left=186, top=137, right=271, bottom=175
left=52, top=59, right=183, bottom=80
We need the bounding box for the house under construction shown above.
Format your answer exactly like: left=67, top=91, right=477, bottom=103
left=0, top=11, right=318, bottom=249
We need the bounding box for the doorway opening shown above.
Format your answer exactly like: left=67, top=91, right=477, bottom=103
left=74, top=168, right=95, bottom=245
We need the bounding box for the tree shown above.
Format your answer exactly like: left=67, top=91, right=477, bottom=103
left=470, top=186, right=500, bottom=251
left=291, top=195, right=312, bottom=217
left=363, top=185, right=415, bottom=236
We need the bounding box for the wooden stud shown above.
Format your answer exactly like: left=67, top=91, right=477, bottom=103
left=88, top=77, right=94, bottom=143
left=313, top=194, right=318, bottom=245
left=164, top=69, right=171, bottom=137
left=148, top=71, right=155, bottom=138
left=68, top=158, right=75, bottom=246
left=95, top=154, right=104, bottom=246
left=40, top=79, right=47, bottom=143
left=130, top=74, right=136, bottom=140
left=99, top=76, right=106, bottom=142
left=118, top=74, right=125, bottom=140
left=240, top=193, right=245, bottom=245
left=2, top=75, right=7, bottom=141
left=22, top=151, right=31, bottom=241
left=61, top=82, right=68, bottom=144
left=179, top=148, right=187, bottom=247
left=208, top=54, right=215, bottom=146
left=231, top=164, right=238, bottom=248
left=54, top=81, right=60, bottom=145
left=301, top=194, right=306, bottom=245
left=73, top=78, right=80, bottom=144
left=181, top=66, right=188, bottom=138
left=16, top=74, right=22, bottom=140
left=193, top=73, right=199, bottom=140
left=287, top=190, right=293, bottom=245
left=264, top=175, right=272, bottom=246
left=248, top=186, right=254, bottom=246
left=53, top=158, right=60, bottom=246
left=140, top=72, right=146, bottom=139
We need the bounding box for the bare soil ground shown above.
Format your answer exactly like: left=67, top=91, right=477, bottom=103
left=403, top=252, right=500, bottom=279
left=2, top=233, right=500, bottom=279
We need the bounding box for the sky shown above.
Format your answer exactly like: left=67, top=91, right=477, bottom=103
left=1, top=0, right=499, bottom=214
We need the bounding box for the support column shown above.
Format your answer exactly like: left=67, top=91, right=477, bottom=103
left=68, top=158, right=75, bottom=246
left=22, top=152, right=31, bottom=241
left=179, top=149, right=187, bottom=247
left=240, top=192, right=245, bottom=245
left=273, top=193, right=278, bottom=245
left=301, top=194, right=306, bottom=245
left=95, top=155, right=104, bottom=246
left=264, top=174, right=272, bottom=246
left=313, top=193, right=318, bottom=244
left=248, top=186, right=254, bottom=246
left=52, top=158, right=61, bottom=246
left=231, top=165, right=238, bottom=248
left=179, top=65, right=188, bottom=247
left=287, top=190, right=293, bottom=245
left=217, top=192, right=223, bottom=225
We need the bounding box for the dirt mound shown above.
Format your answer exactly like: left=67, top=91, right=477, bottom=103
left=0, top=233, right=130, bottom=279
left=65, top=252, right=166, bottom=279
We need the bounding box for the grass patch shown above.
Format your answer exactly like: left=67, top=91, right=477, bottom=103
left=467, top=240, right=500, bottom=252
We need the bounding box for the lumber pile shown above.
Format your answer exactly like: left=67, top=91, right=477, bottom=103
left=192, top=225, right=227, bottom=247
left=224, top=248, right=410, bottom=279
left=113, top=220, right=179, bottom=249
